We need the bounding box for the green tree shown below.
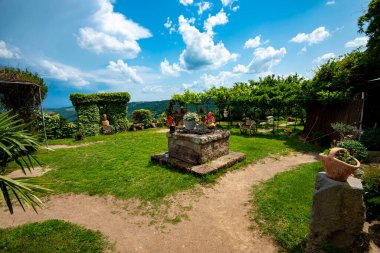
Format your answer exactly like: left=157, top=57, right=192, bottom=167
left=358, top=0, right=380, bottom=79
left=0, top=67, right=48, bottom=123
left=0, top=111, right=50, bottom=214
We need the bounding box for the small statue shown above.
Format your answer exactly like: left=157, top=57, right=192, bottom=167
left=101, top=114, right=110, bottom=126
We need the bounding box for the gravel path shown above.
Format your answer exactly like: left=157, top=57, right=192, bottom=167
left=0, top=152, right=318, bottom=253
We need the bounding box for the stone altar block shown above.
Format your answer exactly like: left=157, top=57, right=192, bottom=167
left=151, top=129, right=245, bottom=175
left=167, top=130, right=230, bottom=165
left=306, top=172, right=366, bottom=252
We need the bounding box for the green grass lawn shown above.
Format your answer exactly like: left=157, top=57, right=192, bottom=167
left=250, top=162, right=323, bottom=253
left=0, top=220, right=112, bottom=253
left=31, top=127, right=320, bottom=202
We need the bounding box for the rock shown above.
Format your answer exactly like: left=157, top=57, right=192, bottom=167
left=306, top=172, right=366, bottom=252
left=354, top=168, right=364, bottom=178
left=369, top=223, right=380, bottom=247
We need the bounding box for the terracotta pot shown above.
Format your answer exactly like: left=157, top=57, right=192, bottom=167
left=319, top=147, right=360, bottom=182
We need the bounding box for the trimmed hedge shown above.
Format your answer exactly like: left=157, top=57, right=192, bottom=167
left=70, top=92, right=130, bottom=106
left=69, top=92, right=130, bottom=136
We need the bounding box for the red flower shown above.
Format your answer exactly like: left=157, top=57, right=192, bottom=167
left=166, top=115, right=174, bottom=126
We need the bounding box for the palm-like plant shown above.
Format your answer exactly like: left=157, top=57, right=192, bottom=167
left=0, top=111, right=50, bottom=214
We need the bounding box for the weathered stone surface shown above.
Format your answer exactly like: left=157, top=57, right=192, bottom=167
left=167, top=130, right=230, bottom=165
left=150, top=151, right=245, bottom=175
left=306, top=172, right=366, bottom=252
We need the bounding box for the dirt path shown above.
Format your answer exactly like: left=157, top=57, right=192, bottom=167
left=44, top=141, right=105, bottom=150
left=0, top=153, right=318, bottom=253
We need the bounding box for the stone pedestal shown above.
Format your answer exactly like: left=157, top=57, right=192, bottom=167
left=167, top=130, right=230, bottom=165
left=306, top=172, right=366, bottom=252
left=151, top=130, right=245, bottom=175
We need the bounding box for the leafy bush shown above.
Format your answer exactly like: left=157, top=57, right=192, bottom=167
left=336, top=140, right=368, bottom=162
left=362, top=166, right=380, bottom=221
left=360, top=128, right=380, bottom=150
left=132, top=109, right=152, bottom=128
left=113, top=118, right=129, bottom=132
left=331, top=122, right=360, bottom=140
left=35, top=112, right=76, bottom=139
left=74, top=129, right=85, bottom=141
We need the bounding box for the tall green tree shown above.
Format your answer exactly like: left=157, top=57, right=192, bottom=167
left=358, top=0, right=380, bottom=79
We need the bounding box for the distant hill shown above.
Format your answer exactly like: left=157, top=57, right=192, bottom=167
left=46, top=100, right=218, bottom=122
left=45, top=106, right=77, bottom=121
left=127, top=100, right=169, bottom=119
left=45, top=100, right=170, bottom=122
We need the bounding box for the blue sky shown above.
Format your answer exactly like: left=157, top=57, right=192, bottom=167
left=0, top=0, right=370, bottom=108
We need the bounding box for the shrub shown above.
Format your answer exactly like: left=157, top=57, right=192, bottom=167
left=336, top=140, right=368, bottom=162
left=360, top=128, right=380, bottom=150
left=331, top=122, right=360, bottom=140
left=362, top=166, right=380, bottom=221
left=35, top=112, right=76, bottom=139
left=74, top=129, right=85, bottom=141
left=132, top=109, right=152, bottom=128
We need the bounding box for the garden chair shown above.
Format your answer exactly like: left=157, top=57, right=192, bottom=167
left=239, top=120, right=257, bottom=135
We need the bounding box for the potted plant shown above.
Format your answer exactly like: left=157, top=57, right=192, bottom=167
left=183, top=112, right=199, bottom=130
left=319, top=147, right=360, bottom=182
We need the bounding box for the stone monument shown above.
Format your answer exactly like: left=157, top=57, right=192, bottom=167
left=306, top=172, right=366, bottom=252
left=151, top=129, right=245, bottom=175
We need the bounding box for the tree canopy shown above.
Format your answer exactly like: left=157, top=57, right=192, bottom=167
left=0, top=67, right=48, bottom=122
left=358, top=0, right=380, bottom=79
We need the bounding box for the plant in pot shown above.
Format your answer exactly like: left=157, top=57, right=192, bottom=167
left=183, top=112, right=199, bottom=130
left=319, top=147, right=360, bottom=182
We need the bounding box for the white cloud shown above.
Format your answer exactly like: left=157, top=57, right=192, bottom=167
left=179, top=0, right=193, bottom=6
left=195, top=45, right=286, bottom=89
left=142, top=85, right=164, bottom=93
left=313, top=53, right=335, bottom=65
left=344, top=36, right=368, bottom=48
left=40, top=60, right=89, bottom=87
left=231, top=6, right=240, bottom=12
left=244, top=35, right=268, bottom=49
left=177, top=15, right=237, bottom=70
left=326, top=1, right=336, bottom=5
left=0, top=41, right=20, bottom=59
left=78, top=27, right=140, bottom=57
left=200, top=71, right=237, bottom=88
left=204, top=9, right=228, bottom=35
left=77, top=0, right=151, bottom=57
left=290, top=27, right=330, bottom=45
left=160, top=59, right=182, bottom=77
left=107, top=59, right=143, bottom=84
left=246, top=46, right=287, bottom=74
left=232, top=64, right=249, bottom=74
left=164, top=17, right=176, bottom=34
left=164, top=17, right=172, bottom=28
left=197, top=2, right=211, bottom=15
left=221, top=0, right=236, bottom=7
